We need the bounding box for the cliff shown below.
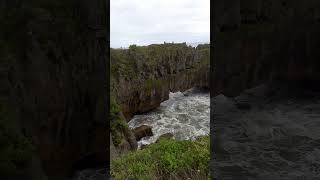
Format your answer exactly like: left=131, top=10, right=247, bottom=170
left=212, top=0, right=320, bottom=179
left=111, top=43, right=209, bottom=120
left=1, top=0, right=108, bottom=179
left=109, top=43, right=209, bottom=155
left=212, top=0, right=320, bottom=97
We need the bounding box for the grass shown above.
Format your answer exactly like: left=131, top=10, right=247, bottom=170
left=111, top=136, right=210, bottom=180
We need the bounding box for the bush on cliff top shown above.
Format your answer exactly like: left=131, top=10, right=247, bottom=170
left=110, top=43, right=209, bottom=80
left=111, top=136, right=210, bottom=180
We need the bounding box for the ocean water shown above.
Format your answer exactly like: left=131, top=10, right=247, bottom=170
left=128, top=88, right=210, bottom=148
left=212, top=86, right=320, bottom=179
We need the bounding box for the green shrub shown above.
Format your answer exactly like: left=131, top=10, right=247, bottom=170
left=110, top=43, right=209, bottom=81
left=111, top=136, right=210, bottom=180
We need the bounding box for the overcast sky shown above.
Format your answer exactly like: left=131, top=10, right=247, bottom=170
left=111, top=0, right=210, bottom=48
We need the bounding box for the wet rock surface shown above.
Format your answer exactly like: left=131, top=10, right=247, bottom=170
left=133, top=125, right=153, bottom=141
left=212, top=84, right=320, bottom=179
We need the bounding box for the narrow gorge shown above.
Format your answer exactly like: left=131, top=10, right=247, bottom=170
left=110, top=43, right=209, bottom=156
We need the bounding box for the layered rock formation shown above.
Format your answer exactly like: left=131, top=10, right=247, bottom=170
left=1, top=0, right=108, bottom=179
left=212, top=0, right=320, bottom=97
left=109, top=43, right=209, bottom=157
left=111, top=43, right=209, bottom=120
left=109, top=97, right=137, bottom=155
left=212, top=1, right=320, bottom=179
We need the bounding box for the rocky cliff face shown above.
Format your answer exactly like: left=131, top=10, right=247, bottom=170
left=111, top=43, right=209, bottom=120
left=212, top=1, right=320, bottom=179
left=1, top=1, right=108, bottom=179
left=212, top=0, right=320, bottom=97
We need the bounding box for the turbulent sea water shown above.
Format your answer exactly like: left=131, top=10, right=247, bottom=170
left=212, top=85, right=320, bottom=179
left=128, top=88, right=210, bottom=148
left=72, top=88, right=209, bottom=180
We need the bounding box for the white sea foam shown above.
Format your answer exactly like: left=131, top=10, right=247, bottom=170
left=128, top=88, right=209, bottom=148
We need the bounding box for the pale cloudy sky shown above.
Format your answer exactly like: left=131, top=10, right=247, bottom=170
left=111, top=0, right=210, bottom=48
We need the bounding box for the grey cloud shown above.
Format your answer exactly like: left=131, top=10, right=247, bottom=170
left=111, top=0, right=210, bottom=48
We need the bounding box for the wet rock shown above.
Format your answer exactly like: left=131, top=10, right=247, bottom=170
left=133, top=125, right=153, bottom=141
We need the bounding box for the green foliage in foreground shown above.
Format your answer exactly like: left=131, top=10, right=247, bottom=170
left=111, top=136, right=210, bottom=180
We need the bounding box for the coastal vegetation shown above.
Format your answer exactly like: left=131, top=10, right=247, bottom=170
left=110, top=42, right=210, bottom=179
left=111, top=136, right=210, bottom=180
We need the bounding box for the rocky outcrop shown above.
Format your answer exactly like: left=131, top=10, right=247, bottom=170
left=133, top=125, right=153, bottom=141
left=111, top=43, right=209, bottom=120
left=1, top=0, right=108, bottom=179
left=212, top=0, right=320, bottom=97
left=109, top=96, right=137, bottom=157
left=109, top=43, right=209, bottom=158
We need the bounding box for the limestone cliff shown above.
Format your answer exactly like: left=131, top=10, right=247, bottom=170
left=212, top=0, right=320, bottom=97
left=111, top=43, right=209, bottom=120
left=109, top=43, right=209, bottom=157
left=1, top=0, right=108, bottom=179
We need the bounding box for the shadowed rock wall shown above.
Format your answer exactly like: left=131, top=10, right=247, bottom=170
left=212, top=0, right=320, bottom=179
left=1, top=0, right=108, bottom=179
left=213, top=0, right=320, bottom=97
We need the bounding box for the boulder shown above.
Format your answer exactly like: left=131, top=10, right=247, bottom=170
left=133, top=125, right=153, bottom=141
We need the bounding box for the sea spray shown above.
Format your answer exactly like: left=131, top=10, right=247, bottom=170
left=128, top=88, right=209, bottom=148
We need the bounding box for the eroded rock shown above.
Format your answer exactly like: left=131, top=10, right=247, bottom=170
left=133, top=125, right=153, bottom=141
left=111, top=43, right=209, bottom=120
